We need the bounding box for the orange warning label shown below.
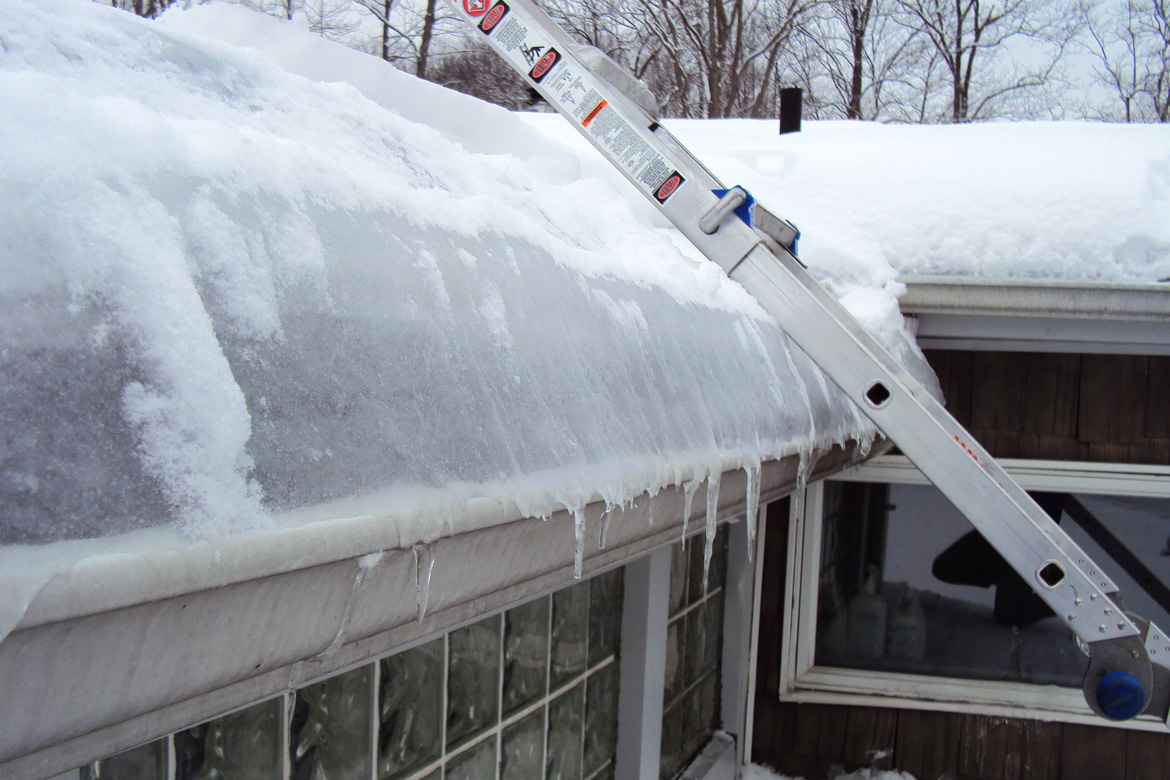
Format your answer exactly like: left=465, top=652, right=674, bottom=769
left=581, top=99, right=607, bottom=127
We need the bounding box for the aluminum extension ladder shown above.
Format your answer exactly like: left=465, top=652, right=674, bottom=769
left=443, top=0, right=1170, bottom=724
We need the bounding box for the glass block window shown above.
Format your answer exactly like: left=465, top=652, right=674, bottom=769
left=80, top=739, right=166, bottom=780
left=292, top=664, right=374, bottom=780
left=660, top=526, right=728, bottom=780
left=74, top=568, right=623, bottom=780
left=175, top=698, right=283, bottom=780
left=377, top=572, right=622, bottom=780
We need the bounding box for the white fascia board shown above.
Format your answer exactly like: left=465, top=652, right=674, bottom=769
left=0, top=445, right=867, bottom=779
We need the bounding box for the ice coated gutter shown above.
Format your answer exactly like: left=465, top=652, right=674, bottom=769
left=0, top=445, right=876, bottom=779
left=901, top=276, right=1170, bottom=355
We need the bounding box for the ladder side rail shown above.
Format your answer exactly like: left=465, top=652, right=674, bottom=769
left=730, top=247, right=1132, bottom=642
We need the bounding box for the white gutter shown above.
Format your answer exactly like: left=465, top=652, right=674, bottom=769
left=900, top=276, right=1170, bottom=320
left=901, top=276, right=1170, bottom=354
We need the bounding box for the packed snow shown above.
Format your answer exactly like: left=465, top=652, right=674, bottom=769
left=0, top=0, right=901, bottom=549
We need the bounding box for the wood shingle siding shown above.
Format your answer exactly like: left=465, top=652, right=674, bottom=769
left=925, top=350, right=1170, bottom=465
left=752, top=701, right=1170, bottom=780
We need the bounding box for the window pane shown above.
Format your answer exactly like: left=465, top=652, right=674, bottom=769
left=501, top=707, right=545, bottom=780
left=684, top=673, right=719, bottom=758
left=663, top=619, right=684, bottom=706
left=683, top=602, right=707, bottom=689
left=815, top=481, right=1088, bottom=685
left=380, top=638, right=444, bottom=779
left=550, top=582, right=589, bottom=689
left=448, top=617, right=502, bottom=748
left=292, top=665, right=373, bottom=780
left=707, top=524, right=728, bottom=594
left=175, top=699, right=282, bottom=780
left=686, top=536, right=705, bottom=606
left=545, top=682, right=584, bottom=780
left=702, top=595, right=723, bottom=676
left=446, top=735, right=497, bottom=780
left=668, top=542, right=688, bottom=617
left=588, top=568, right=623, bottom=666
left=1065, top=494, right=1170, bottom=631
left=658, top=701, right=687, bottom=780
left=81, top=740, right=166, bottom=780
left=504, top=597, right=550, bottom=717
left=583, top=665, right=619, bottom=777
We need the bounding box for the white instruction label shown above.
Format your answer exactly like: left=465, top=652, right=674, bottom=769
left=467, top=0, right=684, bottom=203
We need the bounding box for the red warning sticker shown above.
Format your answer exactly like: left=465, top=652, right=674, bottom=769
left=528, top=48, right=560, bottom=82
left=581, top=99, right=607, bottom=127
left=654, top=171, right=684, bottom=203
left=478, top=0, right=508, bottom=32
left=463, top=0, right=488, bottom=16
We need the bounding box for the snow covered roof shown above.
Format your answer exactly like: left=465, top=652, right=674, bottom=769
left=1, top=0, right=896, bottom=557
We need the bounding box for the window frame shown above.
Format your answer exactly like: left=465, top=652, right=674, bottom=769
left=778, top=453, right=1170, bottom=731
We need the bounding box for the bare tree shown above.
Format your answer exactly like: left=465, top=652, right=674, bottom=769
left=429, top=44, right=539, bottom=107
left=795, top=0, right=932, bottom=118
left=1088, top=0, right=1170, bottom=120
left=302, top=0, right=359, bottom=39
left=355, top=0, right=453, bottom=75
left=896, top=0, right=1078, bottom=121
left=624, top=0, right=820, bottom=117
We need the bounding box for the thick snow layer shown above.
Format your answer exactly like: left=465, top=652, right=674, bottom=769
left=524, top=118, right=1170, bottom=285
left=0, top=0, right=898, bottom=547
left=742, top=765, right=918, bottom=780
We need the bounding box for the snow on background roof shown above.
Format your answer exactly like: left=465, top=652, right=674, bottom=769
left=524, top=118, right=1170, bottom=286
left=0, top=0, right=909, bottom=552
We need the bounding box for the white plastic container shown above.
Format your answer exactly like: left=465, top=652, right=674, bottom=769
left=887, top=587, right=927, bottom=661
left=847, top=565, right=887, bottom=660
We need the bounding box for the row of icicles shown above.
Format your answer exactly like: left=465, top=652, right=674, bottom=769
left=305, top=445, right=846, bottom=677
left=408, top=448, right=839, bottom=625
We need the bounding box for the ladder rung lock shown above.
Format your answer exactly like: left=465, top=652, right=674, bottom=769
left=699, top=189, right=747, bottom=235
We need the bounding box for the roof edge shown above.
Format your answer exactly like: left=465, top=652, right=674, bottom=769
left=900, top=276, right=1170, bottom=321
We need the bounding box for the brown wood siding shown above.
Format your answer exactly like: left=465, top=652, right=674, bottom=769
left=750, top=349, right=1170, bottom=778
left=925, top=350, right=1170, bottom=466
left=752, top=700, right=1170, bottom=780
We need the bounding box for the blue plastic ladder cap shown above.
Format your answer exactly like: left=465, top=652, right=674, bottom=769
left=711, top=187, right=756, bottom=228
left=1097, top=670, right=1146, bottom=720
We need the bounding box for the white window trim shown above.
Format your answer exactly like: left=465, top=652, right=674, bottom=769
left=779, top=454, right=1170, bottom=731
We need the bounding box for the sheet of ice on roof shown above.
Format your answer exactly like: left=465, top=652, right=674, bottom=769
left=0, top=0, right=907, bottom=546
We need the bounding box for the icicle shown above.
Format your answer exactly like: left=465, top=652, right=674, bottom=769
left=599, top=509, right=612, bottom=550
left=647, top=498, right=656, bottom=527
left=702, top=472, right=721, bottom=594
left=791, top=448, right=824, bottom=539
left=413, top=544, right=436, bottom=623
left=572, top=508, right=586, bottom=579
left=745, top=461, right=761, bottom=563
left=681, top=477, right=701, bottom=542
left=857, top=431, right=875, bottom=459
left=317, top=557, right=374, bottom=659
